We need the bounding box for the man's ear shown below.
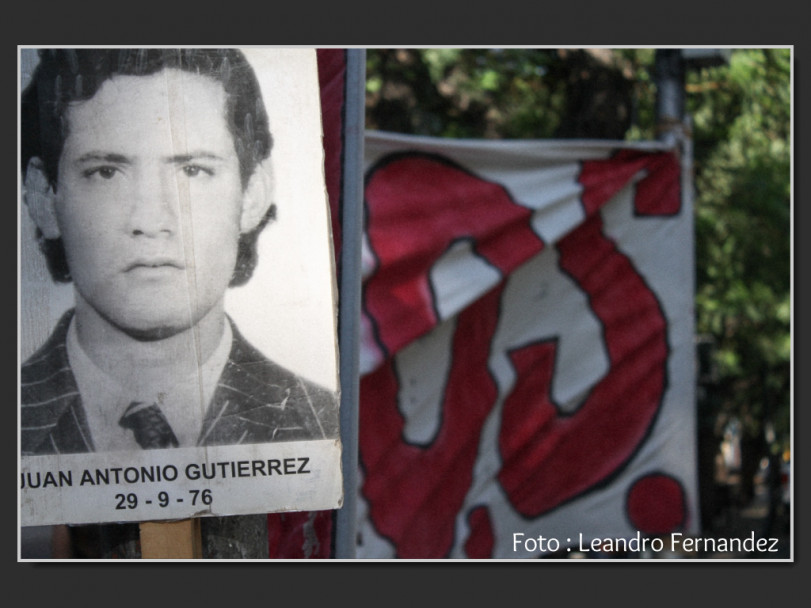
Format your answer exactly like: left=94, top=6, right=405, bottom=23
left=24, top=158, right=61, bottom=239
left=240, top=163, right=275, bottom=233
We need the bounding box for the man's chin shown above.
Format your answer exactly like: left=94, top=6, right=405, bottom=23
left=123, top=323, right=187, bottom=342
left=111, top=310, right=197, bottom=342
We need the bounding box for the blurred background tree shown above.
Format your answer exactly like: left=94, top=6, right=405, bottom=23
left=688, top=49, right=791, bottom=517
left=365, top=47, right=791, bottom=529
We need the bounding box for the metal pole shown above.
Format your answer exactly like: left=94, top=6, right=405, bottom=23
left=333, top=48, right=366, bottom=559
left=654, top=49, right=686, bottom=146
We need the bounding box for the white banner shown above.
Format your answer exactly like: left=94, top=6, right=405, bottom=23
left=356, top=132, right=699, bottom=559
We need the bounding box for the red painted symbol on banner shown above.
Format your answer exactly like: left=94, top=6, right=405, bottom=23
left=362, top=152, right=545, bottom=357
left=626, top=473, right=688, bottom=534
left=497, top=212, right=669, bottom=517
left=361, top=153, right=542, bottom=558
left=360, top=151, right=680, bottom=558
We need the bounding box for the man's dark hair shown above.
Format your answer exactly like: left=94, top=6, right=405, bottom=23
left=21, top=48, right=274, bottom=287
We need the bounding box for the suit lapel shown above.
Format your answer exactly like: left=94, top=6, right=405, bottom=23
left=198, top=319, right=299, bottom=446
left=21, top=310, right=94, bottom=455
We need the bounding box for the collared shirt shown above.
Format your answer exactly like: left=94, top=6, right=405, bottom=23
left=65, top=318, right=232, bottom=452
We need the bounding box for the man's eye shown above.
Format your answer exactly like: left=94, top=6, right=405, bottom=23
left=84, top=166, right=119, bottom=179
left=182, top=165, right=213, bottom=178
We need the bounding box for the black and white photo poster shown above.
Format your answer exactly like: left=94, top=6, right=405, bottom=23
left=19, top=47, right=342, bottom=526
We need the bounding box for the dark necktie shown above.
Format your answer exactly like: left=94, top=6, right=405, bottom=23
left=119, top=401, right=179, bottom=449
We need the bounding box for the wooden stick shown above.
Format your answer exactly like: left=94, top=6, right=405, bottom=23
left=139, top=519, right=202, bottom=559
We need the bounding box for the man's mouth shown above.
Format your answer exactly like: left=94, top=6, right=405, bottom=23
left=125, top=258, right=184, bottom=273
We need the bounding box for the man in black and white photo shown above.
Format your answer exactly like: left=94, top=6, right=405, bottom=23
left=21, top=49, right=339, bottom=456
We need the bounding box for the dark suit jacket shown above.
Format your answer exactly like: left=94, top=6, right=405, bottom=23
left=21, top=309, right=339, bottom=455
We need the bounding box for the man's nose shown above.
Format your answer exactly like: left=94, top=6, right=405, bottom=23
left=128, top=167, right=180, bottom=237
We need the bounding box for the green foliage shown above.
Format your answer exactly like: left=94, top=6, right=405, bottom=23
left=690, top=49, right=791, bottom=448
left=367, top=48, right=571, bottom=138
left=365, top=47, right=792, bottom=452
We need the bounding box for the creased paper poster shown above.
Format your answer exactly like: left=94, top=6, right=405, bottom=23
left=19, top=48, right=343, bottom=530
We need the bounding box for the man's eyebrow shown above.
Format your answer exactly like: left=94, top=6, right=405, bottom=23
left=166, top=152, right=227, bottom=163
left=74, top=152, right=131, bottom=164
